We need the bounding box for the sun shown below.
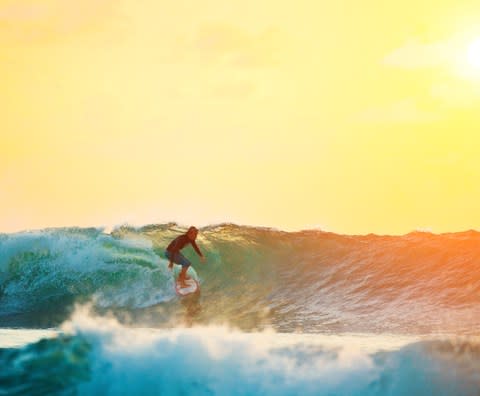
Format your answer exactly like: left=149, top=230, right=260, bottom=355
left=467, top=37, right=480, bottom=69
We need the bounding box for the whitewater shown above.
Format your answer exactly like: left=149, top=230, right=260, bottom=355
left=0, top=224, right=479, bottom=395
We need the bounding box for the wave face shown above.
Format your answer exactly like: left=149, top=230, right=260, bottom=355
left=0, top=224, right=479, bottom=333
left=1, top=312, right=480, bottom=396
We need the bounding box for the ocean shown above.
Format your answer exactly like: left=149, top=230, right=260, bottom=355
left=0, top=224, right=479, bottom=395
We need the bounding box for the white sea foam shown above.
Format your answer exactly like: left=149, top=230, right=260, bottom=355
left=56, top=307, right=479, bottom=396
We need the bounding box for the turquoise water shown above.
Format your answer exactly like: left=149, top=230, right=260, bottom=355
left=1, top=224, right=479, bottom=394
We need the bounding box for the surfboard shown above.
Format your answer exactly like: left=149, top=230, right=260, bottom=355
left=175, top=278, right=200, bottom=296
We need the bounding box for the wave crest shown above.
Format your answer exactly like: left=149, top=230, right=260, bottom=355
left=1, top=224, right=479, bottom=333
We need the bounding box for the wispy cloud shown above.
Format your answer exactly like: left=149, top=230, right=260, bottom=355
left=431, top=82, right=480, bottom=108
left=383, top=39, right=454, bottom=69
left=357, top=99, right=441, bottom=124
left=189, top=23, right=284, bottom=68
left=383, top=36, right=480, bottom=109
left=212, top=80, right=255, bottom=98
left=0, top=0, right=118, bottom=43
left=0, top=3, right=49, bottom=21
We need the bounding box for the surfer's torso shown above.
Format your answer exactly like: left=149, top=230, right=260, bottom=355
left=166, top=234, right=202, bottom=257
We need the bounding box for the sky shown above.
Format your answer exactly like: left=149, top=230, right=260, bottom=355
left=2, top=0, right=480, bottom=234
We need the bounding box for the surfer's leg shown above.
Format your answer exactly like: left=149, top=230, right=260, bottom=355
left=179, top=265, right=189, bottom=286
left=177, top=253, right=191, bottom=287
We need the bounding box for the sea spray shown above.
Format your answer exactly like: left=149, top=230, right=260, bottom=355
left=2, top=306, right=480, bottom=395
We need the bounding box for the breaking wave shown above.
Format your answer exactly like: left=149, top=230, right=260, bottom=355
left=1, top=309, right=479, bottom=396
left=0, top=224, right=479, bottom=333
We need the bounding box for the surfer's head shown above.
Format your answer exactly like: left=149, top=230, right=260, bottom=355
left=187, top=226, right=198, bottom=240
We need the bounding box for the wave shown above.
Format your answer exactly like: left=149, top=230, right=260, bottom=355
left=0, top=228, right=176, bottom=317
left=0, top=224, right=479, bottom=333
left=1, top=310, right=480, bottom=396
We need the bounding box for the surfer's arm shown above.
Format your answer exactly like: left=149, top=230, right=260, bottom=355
left=166, top=249, right=175, bottom=269
left=190, top=240, right=203, bottom=258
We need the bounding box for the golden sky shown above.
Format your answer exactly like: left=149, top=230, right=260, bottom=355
left=2, top=0, right=480, bottom=234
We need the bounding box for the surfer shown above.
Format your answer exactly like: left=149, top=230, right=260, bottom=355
left=165, top=226, right=205, bottom=287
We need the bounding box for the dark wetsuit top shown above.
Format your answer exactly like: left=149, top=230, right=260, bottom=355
left=166, top=234, right=203, bottom=257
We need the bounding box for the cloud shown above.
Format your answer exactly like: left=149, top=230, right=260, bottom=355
left=383, top=36, right=480, bottom=109
left=383, top=39, right=454, bottom=69
left=0, top=3, right=49, bottom=21
left=212, top=80, right=255, bottom=98
left=357, top=99, right=441, bottom=124
left=190, top=23, right=284, bottom=68
left=431, top=82, right=480, bottom=108
left=0, top=0, right=118, bottom=43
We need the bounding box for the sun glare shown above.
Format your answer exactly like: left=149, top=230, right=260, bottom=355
left=467, top=38, right=480, bottom=69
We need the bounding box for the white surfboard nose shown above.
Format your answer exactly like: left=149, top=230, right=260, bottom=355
left=175, top=279, right=200, bottom=296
